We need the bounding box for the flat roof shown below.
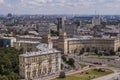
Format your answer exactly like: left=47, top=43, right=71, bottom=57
left=67, top=37, right=116, bottom=41
left=15, top=40, right=40, bottom=44
left=16, top=35, right=41, bottom=39
left=19, top=43, right=60, bottom=57
left=20, top=49, right=60, bottom=57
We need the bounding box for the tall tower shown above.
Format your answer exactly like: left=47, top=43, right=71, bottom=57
left=57, top=16, right=66, bottom=33
left=57, top=32, right=68, bottom=54
left=41, top=34, right=53, bottom=49
left=92, top=17, right=101, bottom=26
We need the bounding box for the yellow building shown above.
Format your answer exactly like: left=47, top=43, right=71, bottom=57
left=67, top=38, right=120, bottom=54
left=53, top=32, right=120, bottom=54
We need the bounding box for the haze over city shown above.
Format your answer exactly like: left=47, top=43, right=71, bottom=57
left=1, top=0, right=120, bottom=80
left=0, top=0, right=120, bottom=15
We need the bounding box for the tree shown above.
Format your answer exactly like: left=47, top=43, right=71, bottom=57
left=103, top=52, right=109, bottom=56
left=82, top=48, right=85, bottom=52
left=79, top=50, right=84, bottom=55
left=67, top=58, right=75, bottom=66
left=86, top=48, right=90, bottom=52
left=0, top=75, right=8, bottom=80
left=118, top=47, right=120, bottom=52
left=94, top=48, right=98, bottom=54
left=59, top=71, right=66, bottom=78
left=0, top=48, right=21, bottom=80
left=62, top=55, right=67, bottom=62
left=109, top=50, right=115, bottom=56
left=50, top=30, right=59, bottom=36
left=74, top=48, right=78, bottom=54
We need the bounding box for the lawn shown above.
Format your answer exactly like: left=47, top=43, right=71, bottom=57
left=79, top=63, right=87, bottom=68
left=52, top=68, right=113, bottom=80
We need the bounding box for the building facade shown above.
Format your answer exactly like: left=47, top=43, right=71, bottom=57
left=13, top=41, right=39, bottom=52
left=65, top=24, right=78, bottom=37
left=53, top=32, right=68, bottom=55
left=67, top=38, right=120, bottom=54
left=16, top=35, right=41, bottom=42
left=57, top=16, right=66, bottom=33
left=0, top=37, right=16, bottom=48
left=19, top=34, right=61, bottom=79
left=92, top=17, right=101, bottom=26
left=19, top=43, right=61, bottom=80
left=53, top=33, right=120, bottom=54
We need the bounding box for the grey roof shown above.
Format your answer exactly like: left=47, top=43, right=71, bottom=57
left=19, top=43, right=60, bottom=57
left=20, top=49, right=60, bottom=57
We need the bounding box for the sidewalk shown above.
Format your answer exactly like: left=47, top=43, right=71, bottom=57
left=37, top=66, right=91, bottom=80
left=93, top=72, right=120, bottom=80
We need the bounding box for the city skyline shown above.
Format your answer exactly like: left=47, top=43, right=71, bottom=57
left=0, top=0, right=120, bottom=15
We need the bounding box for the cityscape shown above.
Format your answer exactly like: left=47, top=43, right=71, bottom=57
left=0, top=0, right=120, bottom=80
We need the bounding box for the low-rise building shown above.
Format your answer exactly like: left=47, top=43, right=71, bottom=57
left=13, top=41, right=39, bottom=52
left=0, top=37, right=16, bottom=47
left=16, top=35, right=41, bottom=42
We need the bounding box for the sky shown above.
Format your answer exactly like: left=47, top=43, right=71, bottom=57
left=0, top=0, right=120, bottom=15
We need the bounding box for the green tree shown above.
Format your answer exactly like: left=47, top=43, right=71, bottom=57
left=86, top=48, right=90, bottom=52
left=118, top=47, right=120, bottom=52
left=79, top=50, right=84, bottom=55
left=0, top=75, right=8, bottom=80
left=62, top=55, right=67, bottom=62
left=94, top=48, right=98, bottom=54
left=67, top=58, right=75, bottom=66
left=0, top=48, right=22, bottom=80
left=109, top=50, right=115, bottom=56
left=59, top=71, right=66, bottom=78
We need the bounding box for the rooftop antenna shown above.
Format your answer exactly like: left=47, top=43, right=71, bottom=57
left=95, top=10, right=100, bottom=18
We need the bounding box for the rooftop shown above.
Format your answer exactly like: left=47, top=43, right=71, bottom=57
left=20, top=43, right=60, bottom=57
left=16, top=40, right=40, bottom=44
left=16, top=35, right=41, bottom=39
left=67, top=37, right=117, bottom=41
left=20, top=49, right=60, bottom=57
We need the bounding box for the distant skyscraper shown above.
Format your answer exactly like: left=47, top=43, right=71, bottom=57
left=7, top=13, right=12, bottom=18
left=118, top=23, right=120, bottom=37
left=57, top=16, right=66, bottom=33
left=92, top=17, right=101, bottom=26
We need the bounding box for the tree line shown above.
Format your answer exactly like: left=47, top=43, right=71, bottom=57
left=0, top=48, right=23, bottom=80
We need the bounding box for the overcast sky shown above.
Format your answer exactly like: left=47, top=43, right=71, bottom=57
left=0, top=0, right=120, bottom=15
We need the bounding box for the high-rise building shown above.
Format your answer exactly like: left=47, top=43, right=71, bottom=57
left=92, top=17, right=101, bottom=26
left=118, top=23, right=120, bottom=37
left=7, top=13, right=12, bottom=18
left=57, top=16, right=66, bottom=33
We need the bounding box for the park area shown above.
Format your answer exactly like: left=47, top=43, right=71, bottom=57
left=52, top=68, right=113, bottom=80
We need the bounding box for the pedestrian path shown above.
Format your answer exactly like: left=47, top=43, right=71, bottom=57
left=93, top=72, right=120, bottom=80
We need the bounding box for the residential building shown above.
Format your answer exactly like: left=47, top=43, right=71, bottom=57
left=19, top=43, right=61, bottom=80
left=53, top=32, right=120, bottom=54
